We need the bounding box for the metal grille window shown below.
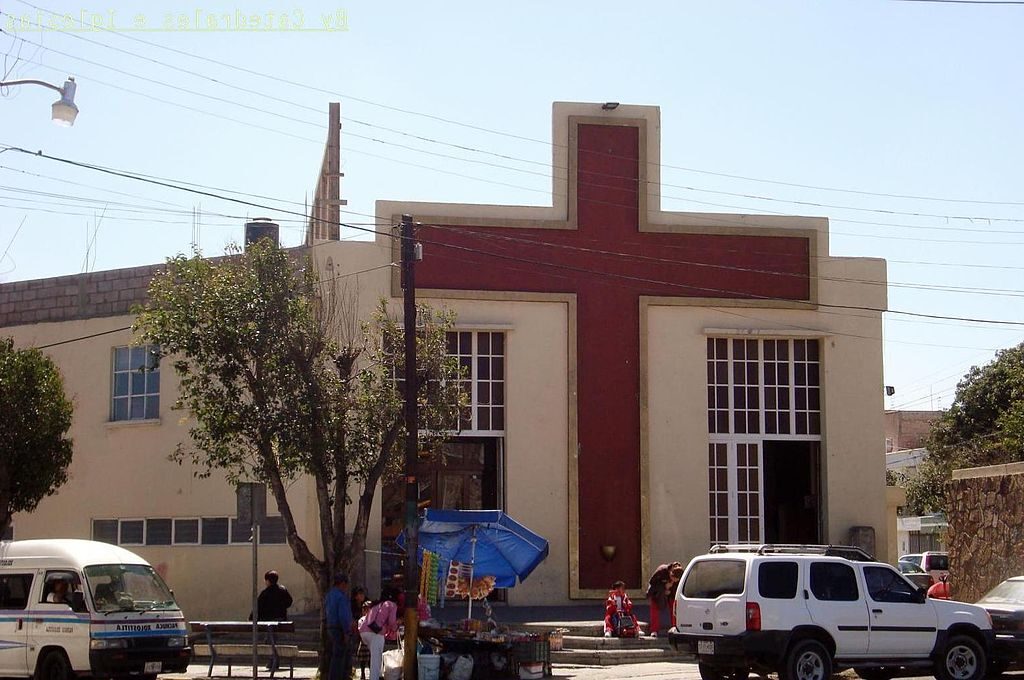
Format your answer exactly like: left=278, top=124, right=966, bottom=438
left=732, top=340, right=760, bottom=435
left=145, top=519, right=172, bottom=546
left=794, top=340, right=821, bottom=435
left=111, top=345, right=160, bottom=421
left=706, top=337, right=820, bottom=545
left=92, top=519, right=118, bottom=544
left=173, top=519, right=199, bottom=545
left=708, top=443, right=729, bottom=544
left=445, top=331, right=505, bottom=435
left=736, top=443, right=762, bottom=543
left=260, top=516, right=287, bottom=544
left=119, top=519, right=144, bottom=545
left=200, top=518, right=229, bottom=545
left=706, top=338, right=820, bottom=437
left=707, top=339, right=729, bottom=433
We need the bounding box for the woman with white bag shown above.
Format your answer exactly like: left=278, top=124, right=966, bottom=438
left=359, top=588, right=399, bottom=680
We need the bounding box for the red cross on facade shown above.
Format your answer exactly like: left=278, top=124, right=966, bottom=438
left=393, top=107, right=815, bottom=592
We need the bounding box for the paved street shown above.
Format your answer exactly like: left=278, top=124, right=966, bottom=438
left=162, top=665, right=1024, bottom=680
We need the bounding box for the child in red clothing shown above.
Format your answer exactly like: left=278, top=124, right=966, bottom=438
left=603, top=581, right=639, bottom=638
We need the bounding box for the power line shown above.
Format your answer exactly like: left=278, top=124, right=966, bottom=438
left=9, top=36, right=1024, bottom=246
left=8, top=1, right=1024, bottom=218
left=6, top=143, right=1024, bottom=328
left=13, top=0, right=1024, bottom=210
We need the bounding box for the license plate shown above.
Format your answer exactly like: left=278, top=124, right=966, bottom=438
left=144, top=662, right=162, bottom=673
left=697, top=640, right=715, bottom=655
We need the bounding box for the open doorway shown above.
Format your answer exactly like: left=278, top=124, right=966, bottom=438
left=763, top=441, right=821, bottom=544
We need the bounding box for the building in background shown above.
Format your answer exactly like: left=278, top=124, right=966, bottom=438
left=0, top=101, right=892, bottom=616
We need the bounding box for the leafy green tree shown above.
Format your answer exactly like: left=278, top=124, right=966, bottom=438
left=133, top=240, right=464, bottom=616
left=0, top=337, right=74, bottom=535
left=912, top=343, right=1024, bottom=514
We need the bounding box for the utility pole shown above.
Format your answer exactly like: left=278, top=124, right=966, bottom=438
left=400, top=214, right=421, bottom=678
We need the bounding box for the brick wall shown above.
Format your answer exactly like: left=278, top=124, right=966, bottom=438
left=946, top=463, right=1024, bottom=602
left=884, top=410, right=940, bottom=451
left=0, top=264, right=162, bottom=328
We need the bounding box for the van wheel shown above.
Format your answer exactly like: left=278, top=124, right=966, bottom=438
left=936, top=635, right=985, bottom=680
left=37, top=651, right=72, bottom=680
left=782, top=639, right=832, bottom=680
left=698, top=663, right=749, bottom=680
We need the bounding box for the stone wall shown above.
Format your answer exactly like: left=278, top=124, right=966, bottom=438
left=946, top=462, right=1024, bottom=602
left=0, top=264, right=162, bottom=328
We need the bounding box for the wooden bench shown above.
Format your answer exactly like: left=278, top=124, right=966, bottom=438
left=189, top=621, right=299, bottom=678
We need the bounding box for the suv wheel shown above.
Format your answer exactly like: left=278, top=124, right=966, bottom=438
left=698, top=663, right=749, bottom=680
left=936, top=635, right=986, bottom=680
left=783, top=639, right=832, bottom=680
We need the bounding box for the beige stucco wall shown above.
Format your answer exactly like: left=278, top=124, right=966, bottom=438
left=647, top=255, right=889, bottom=571
left=5, top=315, right=319, bottom=620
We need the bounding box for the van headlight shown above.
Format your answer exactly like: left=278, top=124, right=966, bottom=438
left=167, top=637, right=186, bottom=648
left=90, top=639, right=128, bottom=650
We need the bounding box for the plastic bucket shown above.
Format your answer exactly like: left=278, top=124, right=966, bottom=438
left=418, top=654, right=441, bottom=680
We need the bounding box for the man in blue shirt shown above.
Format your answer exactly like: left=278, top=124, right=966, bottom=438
left=325, top=573, right=353, bottom=680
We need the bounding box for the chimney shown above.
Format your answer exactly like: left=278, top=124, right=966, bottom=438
left=244, top=218, right=280, bottom=249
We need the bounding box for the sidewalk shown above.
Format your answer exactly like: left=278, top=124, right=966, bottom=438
left=162, top=659, right=700, bottom=680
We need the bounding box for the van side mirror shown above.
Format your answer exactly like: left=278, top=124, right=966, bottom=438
left=70, top=591, right=87, bottom=613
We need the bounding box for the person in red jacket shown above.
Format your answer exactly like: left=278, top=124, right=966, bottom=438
left=604, top=580, right=639, bottom=638
left=928, top=575, right=951, bottom=600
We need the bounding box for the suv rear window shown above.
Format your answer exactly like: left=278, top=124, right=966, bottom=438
left=682, top=560, right=745, bottom=599
left=759, top=561, right=799, bottom=599
left=925, top=554, right=949, bottom=571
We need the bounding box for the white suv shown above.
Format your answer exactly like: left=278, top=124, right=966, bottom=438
left=669, top=545, right=993, bottom=680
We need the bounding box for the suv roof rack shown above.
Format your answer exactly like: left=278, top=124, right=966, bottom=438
left=709, top=543, right=876, bottom=562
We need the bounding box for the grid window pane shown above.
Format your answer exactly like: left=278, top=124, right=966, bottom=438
left=230, top=518, right=252, bottom=544
left=146, top=519, right=172, bottom=546
left=93, top=519, right=118, bottom=544
left=111, top=344, right=160, bottom=421
left=119, top=520, right=144, bottom=545
left=446, top=331, right=506, bottom=434
left=174, top=519, right=199, bottom=544
left=260, top=517, right=287, bottom=544
left=201, top=518, right=229, bottom=545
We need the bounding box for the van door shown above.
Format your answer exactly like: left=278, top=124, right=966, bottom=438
left=805, top=561, right=870, bottom=657
left=30, top=570, right=89, bottom=673
left=0, top=573, right=34, bottom=676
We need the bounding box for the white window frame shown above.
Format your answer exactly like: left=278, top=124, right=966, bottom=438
left=110, top=344, right=161, bottom=422
left=118, top=518, right=146, bottom=546
left=172, top=518, right=201, bottom=546
left=447, top=330, right=506, bottom=436
left=707, top=337, right=822, bottom=544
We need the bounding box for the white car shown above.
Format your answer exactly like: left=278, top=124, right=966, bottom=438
left=900, top=551, right=950, bottom=585
left=669, top=545, right=992, bottom=680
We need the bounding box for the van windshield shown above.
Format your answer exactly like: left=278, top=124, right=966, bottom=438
left=84, top=564, right=178, bottom=613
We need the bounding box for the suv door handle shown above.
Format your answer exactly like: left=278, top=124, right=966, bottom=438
left=872, top=609, right=883, bottom=614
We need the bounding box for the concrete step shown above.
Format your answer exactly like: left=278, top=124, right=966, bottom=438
left=559, top=635, right=670, bottom=650
left=551, top=647, right=681, bottom=666
left=519, top=621, right=650, bottom=637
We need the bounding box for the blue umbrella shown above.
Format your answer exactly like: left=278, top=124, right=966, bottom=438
left=403, top=509, right=550, bottom=617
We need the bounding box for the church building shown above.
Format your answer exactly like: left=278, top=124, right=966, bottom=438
left=0, top=102, right=892, bottom=616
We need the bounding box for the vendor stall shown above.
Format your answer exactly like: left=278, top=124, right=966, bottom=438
left=403, top=510, right=552, bottom=679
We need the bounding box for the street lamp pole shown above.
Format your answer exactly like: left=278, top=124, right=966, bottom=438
left=0, top=76, right=79, bottom=126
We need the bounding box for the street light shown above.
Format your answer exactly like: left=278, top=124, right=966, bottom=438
left=0, top=76, right=79, bottom=126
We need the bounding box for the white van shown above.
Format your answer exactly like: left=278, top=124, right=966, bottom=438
left=0, top=539, right=190, bottom=680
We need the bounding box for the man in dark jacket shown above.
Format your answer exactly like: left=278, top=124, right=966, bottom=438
left=257, top=570, right=293, bottom=621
